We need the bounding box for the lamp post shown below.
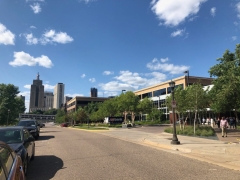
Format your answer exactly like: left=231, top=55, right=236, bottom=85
left=7, top=109, right=10, bottom=126
left=158, top=96, right=161, bottom=122
left=169, top=80, right=180, bottom=145
left=184, top=70, right=189, bottom=88
left=122, top=90, right=126, bottom=94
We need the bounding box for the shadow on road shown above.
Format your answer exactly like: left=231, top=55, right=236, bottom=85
left=27, top=155, right=64, bottom=180
left=37, top=135, right=55, bottom=141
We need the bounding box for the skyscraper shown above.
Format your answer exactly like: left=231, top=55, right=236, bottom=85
left=29, top=73, right=44, bottom=112
left=91, top=88, right=97, bottom=97
left=44, top=92, right=54, bottom=109
left=53, top=83, right=65, bottom=109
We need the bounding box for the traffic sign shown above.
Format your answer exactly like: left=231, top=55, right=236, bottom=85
left=172, top=100, right=177, bottom=108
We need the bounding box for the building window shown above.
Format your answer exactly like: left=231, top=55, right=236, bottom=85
left=142, top=92, right=152, bottom=98
left=153, top=88, right=166, bottom=97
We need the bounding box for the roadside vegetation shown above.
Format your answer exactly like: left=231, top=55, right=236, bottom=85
left=164, top=126, right=215, bottom=137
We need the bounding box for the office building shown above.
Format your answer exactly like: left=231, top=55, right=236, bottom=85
left=53, top=83, right=65, bottom=109
left=44, top=92, right=54, bottom=109
left=134, top=75, right=214, bottom=121
left=91, top=88, right=98, bottom=97
left=64, top=96, right=72, bottom=104
left=18, top=95, right=25, bottom=103
left=29, top=73, right=45, bottom=112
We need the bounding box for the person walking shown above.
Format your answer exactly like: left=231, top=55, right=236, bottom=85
left=217, top=117, right=220, bottom=128
left=220, top=117, right=229, bottom=138
left=210, top=117, right=214, bottom=128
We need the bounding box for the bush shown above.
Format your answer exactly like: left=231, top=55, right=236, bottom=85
left=164, top=125, right=215, bottom=137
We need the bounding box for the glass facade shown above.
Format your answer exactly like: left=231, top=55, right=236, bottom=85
left=142, top=92, right=152, bottom=99
left=153, top=88, right=166, bottom=97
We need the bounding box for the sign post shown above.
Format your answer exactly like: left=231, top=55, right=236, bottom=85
left=172, top=100, right=177, bottom=108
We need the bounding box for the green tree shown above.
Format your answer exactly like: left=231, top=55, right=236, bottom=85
left=0, top=84, right=26, bottom=125
left=43, top=108, right=58, bottom=115
left=118, top=91, right=140, bottom=124
left=55, top=109, right=65, bottom=124
left=75, top=107, right=88, bottom=124
left=209, top=44, right=240, bottom=120
left=137, top=97, right=152, bottom=120
left=186, top=82, right=208, bottom=134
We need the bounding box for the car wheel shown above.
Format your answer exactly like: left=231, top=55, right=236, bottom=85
left=23, top=157, right=28, bottom=176
left=31, top=145, right=35, bottom=161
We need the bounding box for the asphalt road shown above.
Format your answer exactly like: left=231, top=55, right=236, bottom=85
left=27, top=124, right=240, bottom=180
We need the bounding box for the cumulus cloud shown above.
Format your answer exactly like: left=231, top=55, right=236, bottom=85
left=81, top=74, right=86, bottom=78
left=151, top=0, right=207, bottom=26
left=236, top=2, right=240, bottom=19
left=23, top=30, right=73, bottom=45
left=99, top=70, right=167, bottom=92
left=30, top=26, right=36, bottom=29
left=89, top=78, right=96, bottom=83
left=103, top=71, right=114, bottom=75
left=25, top=33, right=38, bottom=45
left=171, top=29, right=185, bottom=37
left=210, top=7, right=216, bottom=17
left=78, top=0, right=96, bottom=4
left=30, top=3, right=41, bottom=14
left=43, top=84, right=55, bottom=90
left=9, top=51, right=54, bottom=68
left=24, top=85, right=31, bottom=89
left=232, top=36, right=237, bottom=41
left=41, top=30, right=73, bottom=44
left=147, top=58, right=189, bottom=74
left=0, top=23, right=15, bottom=45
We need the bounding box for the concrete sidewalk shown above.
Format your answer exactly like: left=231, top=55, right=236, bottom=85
left=96, top=127, right=240, bottom=171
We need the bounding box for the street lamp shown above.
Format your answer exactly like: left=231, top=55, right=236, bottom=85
left=122, top=90, right=126, bottom=94
left=184, top=70, right=189, bottom=88
left=7, top=109, right=10, bottom=126
left=169, top=80, right=180, bottom=145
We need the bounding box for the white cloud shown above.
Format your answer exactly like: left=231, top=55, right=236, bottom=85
left=146, top=58, right=189, bottom=74
left=237, top=2, right=240, bottom=19
left=151, top=0, right=207, bottom=26
left=171, top=29, right=185, bottom=37
left=25, top=33, right=38, bottom=45
left=30, top=26, right=36, bottom=29
left=78, top=0, right=96, bottom=4
left=188, top=16, right=198, bottom=22
left=210, top=7, right=216, bottom=17
left=65, top=93, right=84, bottom=97
left=99, top=70, right=167, bottom=92
left=41, top=30, right=73, bottom=44
left=0, top=23, right=15, bottom=45
left=43, top=84, right=55, bottom=90
left=81, top=74, right=86, bottom=78
left=30, top=3, right=41, bottom=14
left=103, top=71, right=114, bottom=75
left=26, top=0, right=44, bottom=2
left=89, top=78, right=96, bottom=83
left=24, top=85, right=31, bottom=89
left=160, top=58, right=169, bottom=63
left=232, top=36, right=237, bottom=41
left=9, top=51, right=54, bottom=68
left=23, top=30, right=73, bottom=45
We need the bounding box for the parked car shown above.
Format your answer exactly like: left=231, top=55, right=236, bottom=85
left=0, top=126, right=35, bottom=176
left=61, top=122, right=69, bottom=127
left=17, top=119, right=40, bottom=140
left=39, top=122, right=45, bottom=128
left=0, top=141, right=25, bottom=180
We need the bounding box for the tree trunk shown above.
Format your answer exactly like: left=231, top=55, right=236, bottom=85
left=131, top=112, right=135, bottom=124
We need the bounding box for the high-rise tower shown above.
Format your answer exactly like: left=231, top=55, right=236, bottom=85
left=53, top=83, right=65, bottom=109
left=29, top=73, right=44, bottom=112
left=91, top=88, right=98, bottom=97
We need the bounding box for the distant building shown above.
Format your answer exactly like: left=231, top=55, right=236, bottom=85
left=17, top=95, right=25, bottom=103
left=64, top=96, right=72, bottom=104
left=44, top=92, right=54, bottom=109
left=67, top=96, right=109, bottom=113
left=29, top=73, right=45, bottom=112
left=91, top=88, right=98, bottom=97
left=53, top=83, right=65, bottom=109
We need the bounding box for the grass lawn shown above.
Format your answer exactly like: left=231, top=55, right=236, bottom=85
left=164, top=125, right=215, bottom=137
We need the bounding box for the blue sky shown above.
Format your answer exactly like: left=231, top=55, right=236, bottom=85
left=0, top=0, right=240, bottom=112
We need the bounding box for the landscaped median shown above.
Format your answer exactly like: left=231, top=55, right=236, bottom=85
left=72, top=124, right=109, bottom=130
left=164, top=125, right=216, bottom=137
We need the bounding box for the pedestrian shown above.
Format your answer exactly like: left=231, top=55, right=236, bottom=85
left=210, top=117, right=214, bottom=128
left=217, top=117, right=220, bottom=128
left=202, top=117, right=206, bottom=125
left=229, top=117, right=234, bottom=129
left=220, top=117, right=229, bottom=138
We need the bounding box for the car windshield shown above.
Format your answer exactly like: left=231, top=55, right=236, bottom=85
left=18, top=121, right=36, bottom=127
left=0, top=130, right=22, bottom=144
